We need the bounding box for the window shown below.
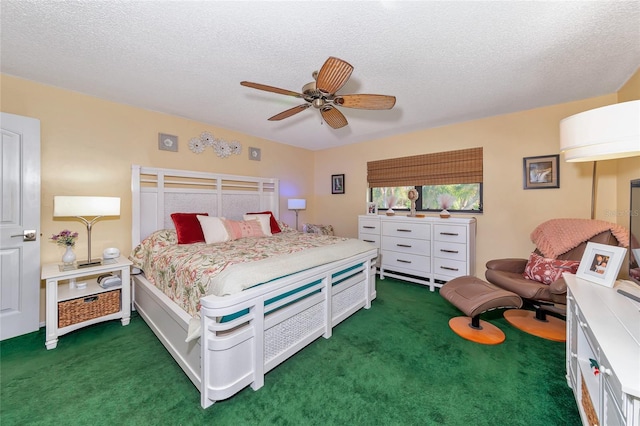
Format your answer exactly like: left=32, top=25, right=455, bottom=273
left=367, top=148, right=483, bottom=213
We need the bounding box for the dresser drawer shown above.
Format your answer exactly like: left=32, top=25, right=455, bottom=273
left=381, top=250, right=430, bottom=275
left=359, top=233, right=380, bottom=247
left=382, top=221, right=430, bottom=240
left=433, top=257, right=467, bottom=278
left=434, top=241, right=466, bottom=262
left=434, top=224, right=467, bottom=244
left=382, top=236, right=430, bottom=256
left=359, top=218, right=380, bottom=235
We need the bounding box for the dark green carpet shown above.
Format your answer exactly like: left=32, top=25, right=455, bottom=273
left=1, top=278, right=580, bottom=425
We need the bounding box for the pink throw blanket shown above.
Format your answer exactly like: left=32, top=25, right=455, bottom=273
left=530, top=218, right=629, bottom=259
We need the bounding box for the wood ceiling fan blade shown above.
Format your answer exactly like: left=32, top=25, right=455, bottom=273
left=320, top=106, right=348, bottom=129
left=241, top=81, right=302, bottom=98
left=268, top=104, right=310, bottom=121
left=336, top=94, right=396, bottom=110
left=316, top=57, right=353, bottom=95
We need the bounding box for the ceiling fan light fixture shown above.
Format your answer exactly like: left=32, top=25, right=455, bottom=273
left=240, top=56, right=395, bottom=129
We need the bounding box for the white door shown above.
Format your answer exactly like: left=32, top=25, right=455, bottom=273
left=0, top=112, right=41, bottom=340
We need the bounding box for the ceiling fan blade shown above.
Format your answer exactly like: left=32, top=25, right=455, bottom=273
left=320, top=106, right=348, bottom=129
left=241, top=81, right=302, bottom=98
left=316, top=57, right=353, bottom=95
left=268, top=104, right=310, bottom=121
left=336, top=94, right=396, bottom=110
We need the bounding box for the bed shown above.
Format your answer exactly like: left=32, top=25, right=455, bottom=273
left=130, top=165, right=378, bottom=408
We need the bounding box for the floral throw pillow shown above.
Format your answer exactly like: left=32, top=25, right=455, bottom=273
left=523, top=252, right=580, bottom=285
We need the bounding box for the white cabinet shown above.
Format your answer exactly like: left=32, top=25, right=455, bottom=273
left=565, top=274, right=640, bottom=426
left=42, top=256, right=132, bottom=349
left=358, top=215, right=476, bottom=291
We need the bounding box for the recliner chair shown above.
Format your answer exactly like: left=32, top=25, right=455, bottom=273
left=485, top=223, right=624, bottom=341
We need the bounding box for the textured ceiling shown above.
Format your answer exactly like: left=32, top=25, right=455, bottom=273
left=1, top=1, right=639, bottom=151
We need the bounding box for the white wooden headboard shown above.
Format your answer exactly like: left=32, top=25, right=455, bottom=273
left=131, top=165, right=279, bottom=247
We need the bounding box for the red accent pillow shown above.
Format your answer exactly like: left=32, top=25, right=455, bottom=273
left=522, top=252, right=580, bottom=285
left=246, top=210, right=281, bottom=234
left=171, top=213, right=208, bottom=244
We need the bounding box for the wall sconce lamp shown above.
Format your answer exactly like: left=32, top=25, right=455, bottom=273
left=287, top=198, right=306, bottom=231
left=53, top=196, right=121, bottom=268
left=560, top=100, right=640, bottom=219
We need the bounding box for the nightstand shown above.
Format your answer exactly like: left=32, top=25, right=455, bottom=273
left=42, top=256, right=132, bottom=350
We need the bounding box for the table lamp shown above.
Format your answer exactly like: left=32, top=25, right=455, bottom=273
left=53, top=196, right=121, bottom=267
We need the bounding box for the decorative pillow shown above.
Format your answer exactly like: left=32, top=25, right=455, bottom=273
left=222, top=218, right=265, bottom=240
left=197, top=215, right=229, bottom=244
left=302, top=223, right=335, bottom=236
left=243, top=214, right=273, bottom=236
left=246, top=210, right=281, bottom=234
left=170, top=213, right=208, bottom=244
left=522, top=252, right=580, bottom=285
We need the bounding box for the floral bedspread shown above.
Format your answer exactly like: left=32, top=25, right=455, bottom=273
left=129, top=227, right=351, bottom=318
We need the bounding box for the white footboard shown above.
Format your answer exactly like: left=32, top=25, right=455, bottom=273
left=133, top=249, right=377, bottom=409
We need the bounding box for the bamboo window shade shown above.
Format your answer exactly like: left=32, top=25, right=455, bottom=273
left=367, top=147, right=483, bottom=188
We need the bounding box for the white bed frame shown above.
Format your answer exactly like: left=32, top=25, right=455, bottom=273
left=131, top=165, right=377, bottom=408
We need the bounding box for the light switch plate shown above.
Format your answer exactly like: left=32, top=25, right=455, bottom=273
left=158, top=133, right=178, bottom=152
left=249, top=147, right=261, bottom=161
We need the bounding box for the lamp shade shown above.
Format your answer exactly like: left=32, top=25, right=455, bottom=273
left=287, top=199, right=306, bottom=210
left=560, top=100, right=640, bottom=162
left=54, top=196, right=121, bottom=217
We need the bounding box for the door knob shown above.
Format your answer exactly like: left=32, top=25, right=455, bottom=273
left=11, top=229, right=37, bottom=241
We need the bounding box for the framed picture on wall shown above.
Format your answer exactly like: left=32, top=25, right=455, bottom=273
left=576, top=242, right=626, bottom=288
left=332, top=174, right=345, bottom=194
left=523, top=154, right=559, bottom=189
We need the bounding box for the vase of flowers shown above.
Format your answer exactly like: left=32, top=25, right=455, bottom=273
left=51, top=229, right=78, bottom=265
left=437, top=194, right=456, bottom=219
left=386, top=195, right=397, bottom=216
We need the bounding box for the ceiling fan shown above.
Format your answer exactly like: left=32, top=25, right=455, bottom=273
left=240, top=57, right=396, bottom=129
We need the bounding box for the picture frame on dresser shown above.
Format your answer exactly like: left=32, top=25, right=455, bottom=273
left=575, top=242, right=626, bottom=288
left=366, top=202, right=378, bottom=215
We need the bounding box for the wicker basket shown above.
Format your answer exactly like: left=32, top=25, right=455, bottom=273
left=58, top=289, right=121, bottom=328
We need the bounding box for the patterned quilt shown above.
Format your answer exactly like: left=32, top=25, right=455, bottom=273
left=130, top=227, right=357, bottom=318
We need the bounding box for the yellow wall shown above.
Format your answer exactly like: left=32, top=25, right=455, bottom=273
left=1, top=74, right=314, bottom=265
left=2, top=68, right=639, bottom=321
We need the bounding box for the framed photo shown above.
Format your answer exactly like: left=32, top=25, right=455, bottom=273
left=332, top=174, right=345, bottom=194
left=366, top=202, right=378, bottom=215
left=576, top=242, right=627, bottom=288
left=523, top=154, right=559, bottom=189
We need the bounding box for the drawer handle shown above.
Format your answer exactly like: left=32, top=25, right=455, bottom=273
left=396, top=229, right=412, bottom=232
left=363, top=239, right=375, bottom=243
left=363, top=226, right=375, bottom=229
left=84, top=296, right=99, bottom=303
left=440, top=249, right=459, bottom=254
left=397, top=244, right=412, bottom=248
left=440, top=232, right=459, bottom=236
left=440, top=266, right=459, bottom=271
left=397, top=259, right=412, bottom=264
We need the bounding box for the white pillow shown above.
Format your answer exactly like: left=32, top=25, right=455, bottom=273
left=243, top=214, right=272, bottom=236
left=197, top=215, right=229, bottom=244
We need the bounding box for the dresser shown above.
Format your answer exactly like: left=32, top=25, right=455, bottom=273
left=565, top=274, right=640, bottom=426
left=358, top=215, right=476, bottom=291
